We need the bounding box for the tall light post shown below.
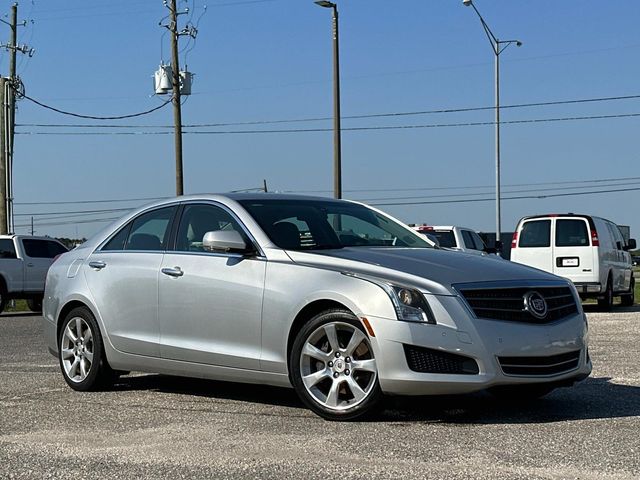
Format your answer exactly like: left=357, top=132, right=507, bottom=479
left=315, top=0, right=342, bottom=199
left=463, top=0, right=521, bottom=254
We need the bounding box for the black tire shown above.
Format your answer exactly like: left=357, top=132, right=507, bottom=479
left=597, top=277, right=613, bottom=311
left=621, top=278, right=635, bottom=307
left=489, top=384, right=555, bottom=401
left=27, top=297, right=43, bottom=312
left=289, top=309, right=382, bottom=421
left=58, top=306, right=116, bottom=391
left=0, top=286, right=6, bottom=314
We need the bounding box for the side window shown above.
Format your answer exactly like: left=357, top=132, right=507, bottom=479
left=125, top=206, right=176, bottom=251
left=46, top=241, right=69, bottom=257
left=175, top=204, right=246, bottom=252
left=431, top=231, right=457, bottom=248
left=470, top=231, right=487, bottom=251
left=102, top=224, right=132, bottom=251
left=609, top=223, right=625, bottom=250
left=0, top=239, right=16, bottom=259
left=22, top=239, right=68, bottom=258
left=461, top=230, right=477, bottom=250
left=519, top=220, right=551, bottom=248
left=555, top=219, right=589, bottom=247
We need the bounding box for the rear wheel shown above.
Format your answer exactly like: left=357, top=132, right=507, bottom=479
left=597, top=277, right=613, bottom=311
left=621, top=278, right=635, bottom=307
left=58, top=306, right=116, bottom=391
left=290, top=309, right=381, bottom=421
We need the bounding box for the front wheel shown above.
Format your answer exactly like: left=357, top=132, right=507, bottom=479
left=27, top=297, right=43, bottom=312
left=58, top=306, right=116, bottom=391
left=621, top=278, right=635, bottom=307
left=290, top=310, right=382, bottom=421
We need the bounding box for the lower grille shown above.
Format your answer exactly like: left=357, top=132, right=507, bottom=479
left=498, top=350, right=581, bottom=376
left=404, top=345, right=479, bottom=375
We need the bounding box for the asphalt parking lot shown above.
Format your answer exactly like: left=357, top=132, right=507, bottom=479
left=1, top=308, right=639, bottom=480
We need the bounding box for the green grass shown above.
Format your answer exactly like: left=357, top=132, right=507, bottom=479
left=5, top=299, right=29, bottom=312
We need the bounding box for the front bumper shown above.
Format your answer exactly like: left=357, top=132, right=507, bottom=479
left=365, top=295, right=591, bottom=396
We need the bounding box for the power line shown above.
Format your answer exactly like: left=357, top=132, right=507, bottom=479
left=354, top=180, right=640, bottom=203
left=369, top=186, right=640, bottom=207
left=16, top=93, right=640, bottom=129
left=14, top=196, right=168, bottom=206
left=284, top=175, right=640, bottom=194
left=19, top=93, right=172, bottom=120
left=15, top=111, right=640, bottom=135
left=14, top=207, right=133, bottom=217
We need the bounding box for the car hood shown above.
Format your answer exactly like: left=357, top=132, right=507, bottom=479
left=286, top=247, right=563, bottom=295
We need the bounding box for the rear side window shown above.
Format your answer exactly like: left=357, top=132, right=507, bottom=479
left=519, top=220, right=551, bottom=247
left=102, top=206, right=176, bottom=252
left=430, top=231, right=456, bottom=248
left=22, top=239, right=68, bottom=258
left=0, top=239, right=16, bottom=258
left=556, top=219, right=589, bottom=247
left=126, top=207, right=176, bottom=251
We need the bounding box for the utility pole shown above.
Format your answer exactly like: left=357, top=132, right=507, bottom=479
left=6, top=3, right=17, bottom=233
left=0, top=77, right=7, bottom=235
left=0, top=2, right=33, bottom=234
left=169, top=0, right=184, bottom=196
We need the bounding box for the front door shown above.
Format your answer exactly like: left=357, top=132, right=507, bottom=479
left=158, top=203, right=266, bottom=370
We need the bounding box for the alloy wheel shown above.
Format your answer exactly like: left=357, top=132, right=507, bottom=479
left=60, top=317, right=94, bottom=383
left=299, top=321, right=377, bottom=411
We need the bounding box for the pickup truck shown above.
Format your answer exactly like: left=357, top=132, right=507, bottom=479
left=0, top=235, right=68, bottom=312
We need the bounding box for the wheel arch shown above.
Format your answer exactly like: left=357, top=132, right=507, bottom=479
left=286, top=299, right=353, bottom=366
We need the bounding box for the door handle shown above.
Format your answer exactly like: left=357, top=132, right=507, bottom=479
left=89, top=261, right=107, bottom=270
left=27, top=263, right=34, bottom=267
left=161, top=267, right=184, bottom=278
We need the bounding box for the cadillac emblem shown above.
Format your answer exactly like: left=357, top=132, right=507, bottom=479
left=523, top=291, right=548, bottom=320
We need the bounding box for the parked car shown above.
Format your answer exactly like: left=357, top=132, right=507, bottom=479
left=413, top=225, right=496, bottom=255
left=0, top=235, right=68, bottom=312
left=43, top=195, right=591, bottom=420
left=632, top=256, right=639, bottom=267
left=510, top=214, right=636, bottom=310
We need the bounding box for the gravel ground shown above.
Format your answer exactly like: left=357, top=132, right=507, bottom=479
left=0, top=308, right=638, bottom=479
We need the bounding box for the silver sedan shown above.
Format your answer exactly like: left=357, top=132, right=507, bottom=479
left=42, top=194, right=591, bottom=420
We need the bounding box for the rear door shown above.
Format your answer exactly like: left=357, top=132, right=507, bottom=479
left=552, top=217, right=594, bottom=283
left=84, top=205, right=177, bottom=357
left=513, top=219, right=553, bottom=272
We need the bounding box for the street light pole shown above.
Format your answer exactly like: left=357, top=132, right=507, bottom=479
left=463, top=0, right=521, bottom=255
left=315, top=1, right=342, bottom=199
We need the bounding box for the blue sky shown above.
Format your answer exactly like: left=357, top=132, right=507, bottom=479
left=5, top=0, right=640, bottom=239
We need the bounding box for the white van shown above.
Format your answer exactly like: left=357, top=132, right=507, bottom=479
left=510, top=214, right=636, bottom=309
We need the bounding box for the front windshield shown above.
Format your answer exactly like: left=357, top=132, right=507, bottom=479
left=239, top=199, right=433, bottom=251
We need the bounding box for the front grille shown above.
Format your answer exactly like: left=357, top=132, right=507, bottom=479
left=404, top=345, right=479, bottom=375
left=498, top=350, right=581, bottom=376
left=459, top=285, right=578, bottom=324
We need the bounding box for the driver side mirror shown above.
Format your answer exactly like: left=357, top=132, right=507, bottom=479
left=203, top=230, right=251, bottom=254
left=624, top=238, right=637, bottom=251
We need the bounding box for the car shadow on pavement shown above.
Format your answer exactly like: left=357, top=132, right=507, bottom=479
left=112, top=374, right=305, bottom=410
left=0, top=311, right=41, bottom=318
left=111, top=374, right=639, bottom=423
left=582, top=304, right=640, bottom=313
left=382, top=377, right=640, bottom=424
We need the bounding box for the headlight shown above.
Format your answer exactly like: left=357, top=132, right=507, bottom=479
left=341, top=271, right=437, bottom=324
left=384, top=285, right=436, bottom=324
